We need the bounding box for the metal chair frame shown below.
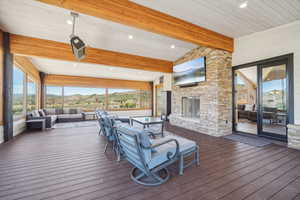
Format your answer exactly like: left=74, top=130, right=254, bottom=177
left=117, top=127, right=180, bottom=186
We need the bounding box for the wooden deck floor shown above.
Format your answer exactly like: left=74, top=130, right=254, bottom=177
left=0, top=123, right=300, bottom=200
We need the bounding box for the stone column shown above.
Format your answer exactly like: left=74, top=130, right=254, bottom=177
left=287, top=124, right=300, bottom=150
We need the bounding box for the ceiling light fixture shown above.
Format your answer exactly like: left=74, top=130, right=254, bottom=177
left=171, top=45, right=175, bottom=49
left=69, top=12, right=86, bottom=61
left=128, top=35, right=133, bottom=39
left=66, top=20, right=73, bottom=25
left=239, top=1, right=248, bottom=8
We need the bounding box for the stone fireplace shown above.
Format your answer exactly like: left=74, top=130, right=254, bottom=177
left=169, top=46, right=232, bottom=137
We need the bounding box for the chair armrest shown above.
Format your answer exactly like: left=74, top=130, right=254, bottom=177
left=144, top=139, right=180, bottom=160
left=142, top=129, right=156, bottom=138
left=28, top=116, right=52, bottom=128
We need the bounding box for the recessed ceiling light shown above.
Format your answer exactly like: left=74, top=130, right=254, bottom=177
left=128, top=35, right=133, bottom=39
left=239, top=1, right=248, bottom=8
left=67, top=19, right=73, bottom=25
left=171, top=45, right=175, bottom=49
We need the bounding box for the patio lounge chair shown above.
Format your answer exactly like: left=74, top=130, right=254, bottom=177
left=117, top=125, right=179, bottom=186
left=117, top=125, right=200, bottom=186
left=100, top=114, right=124, bottom=161
left=95, top=110, right=109, bottom=135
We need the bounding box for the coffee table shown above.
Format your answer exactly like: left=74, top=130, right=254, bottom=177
left=131, top=117, right=164, bottom=136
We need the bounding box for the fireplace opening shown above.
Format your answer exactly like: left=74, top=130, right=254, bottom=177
left=182, top=96, right=200, bottom=118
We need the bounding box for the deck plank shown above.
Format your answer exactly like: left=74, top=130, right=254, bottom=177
left=0, top=123, right=299, bottom=200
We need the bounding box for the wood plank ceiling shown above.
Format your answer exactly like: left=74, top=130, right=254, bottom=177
left=0, top=0, right=299, bottom=80
left=37, top=0, right=234, bottom=52
left=132, top=0, right=300, bottom=38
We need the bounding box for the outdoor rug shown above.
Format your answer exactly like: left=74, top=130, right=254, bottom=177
left=53, top=121, right=98, bottom=129
left=223, top=134, right=272, bottom=147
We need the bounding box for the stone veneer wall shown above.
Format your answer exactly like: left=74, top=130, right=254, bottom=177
left=169, top=46, right=232, bottom=137
left=287, top=124, right=300, bottom=150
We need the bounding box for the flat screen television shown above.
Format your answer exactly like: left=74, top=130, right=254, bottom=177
left=173, top=56, right=206, bottom=86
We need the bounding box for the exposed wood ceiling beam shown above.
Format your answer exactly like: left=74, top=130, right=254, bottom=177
left=37, top=0, right=234, bottom=52
left=10, top=34, right=173, bottom=73
left=45, top=74, right=152, bottom=90
left=14, top=56, right=41, bottom=82
left=236, top=71, right=256, bottom=89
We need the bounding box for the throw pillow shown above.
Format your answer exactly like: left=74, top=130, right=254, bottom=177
left=245, top=104, right=253, bottom=111
left=39, top=109, right=46, bottom=117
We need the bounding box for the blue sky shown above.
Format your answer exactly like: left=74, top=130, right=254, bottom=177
left=263, top=79, right=286, bottom=92
left=27, top=82, right=36, bottom=95
left=64, top=87, right=106, bottom=96
left=47, top=86, right=135, bottom=96
left=13, top=67, right=24, bottom=94
left=173, top=56, right=205, bottom=73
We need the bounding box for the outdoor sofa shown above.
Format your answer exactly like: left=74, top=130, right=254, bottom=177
left=27, top=108, right=84, bottom=128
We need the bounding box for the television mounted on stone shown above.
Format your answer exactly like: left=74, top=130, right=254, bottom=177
left=173, top=56, right=206, bottom=86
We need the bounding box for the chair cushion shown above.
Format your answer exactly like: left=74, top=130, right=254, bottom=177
left=69, top=108, right=78, bottom=114
left=245, top=104, right=254, bottom=111
left=148, top=135, right=197, bottom=169
left=238, top=104, right=245, bottom=111
left=38, top=109, right=46, bottom=117
left=117, top=125, right=152, bottom=163
left=63, top=108, right=70, bottom=114
left=32, top=110, right=40, bottom=117
left=50, top=115, right=57, bottom=122
left=44, top=109, right=56, bottom=115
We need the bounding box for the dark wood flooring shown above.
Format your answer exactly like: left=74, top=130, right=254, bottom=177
left=0, top=123, right=299, bottom=200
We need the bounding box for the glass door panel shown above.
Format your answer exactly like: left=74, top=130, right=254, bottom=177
left=234, top=66, right=258, bottom=135
left=261, top=64, right=287, bottom=138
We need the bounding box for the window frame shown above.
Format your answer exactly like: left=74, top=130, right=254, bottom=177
left=12, top=65, right=26, bottom=120
left=26, top=75, right=38, bottom=112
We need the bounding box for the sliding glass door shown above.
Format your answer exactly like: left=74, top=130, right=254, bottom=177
left=233, top=54, right=293, bottom=141
left=233, top=66, right=258, bottom=135
left=258, top=62, right=288, bottom=140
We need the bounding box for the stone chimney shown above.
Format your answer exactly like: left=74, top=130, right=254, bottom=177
left=287, top=124, right=300, bottom=150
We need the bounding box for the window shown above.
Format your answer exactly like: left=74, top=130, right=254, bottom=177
left=108, top=89, right=139, bottom=109
left=13, top=66, right=25, bottom=116
left=46, top=86, right=63, bottom=109
left=108, top=89, right=151, bottom=110
left=63, top=87, right=106, bottom=111
left=45, top=85, right=152, bottom=111
left=140, top=90, right=152, bottom=109
left=27, top=77, right=37, bottom=111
